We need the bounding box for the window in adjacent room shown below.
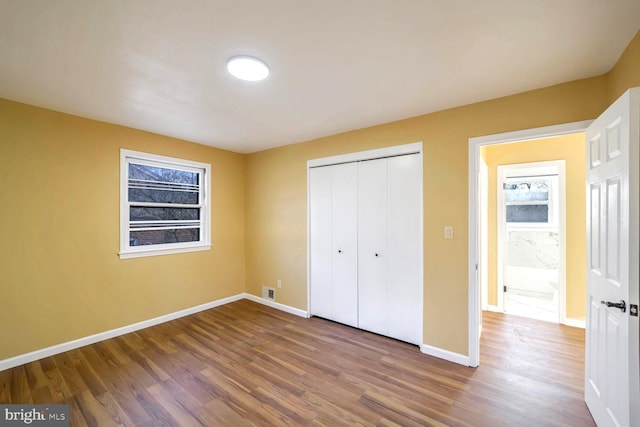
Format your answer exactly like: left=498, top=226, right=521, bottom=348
left=119, top=149, right=211, bottom=259
left=503, top=177, right=557, bottom=225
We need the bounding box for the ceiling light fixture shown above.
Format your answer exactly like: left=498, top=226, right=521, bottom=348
left=226, top=55, right=270, bottom=82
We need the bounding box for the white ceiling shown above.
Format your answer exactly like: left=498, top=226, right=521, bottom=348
left=1, top=1, right=639, bottom=154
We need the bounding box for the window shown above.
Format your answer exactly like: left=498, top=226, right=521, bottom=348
left=503, top=177, right=556, bottom=225
left=120, top=149, right=211, bottom=259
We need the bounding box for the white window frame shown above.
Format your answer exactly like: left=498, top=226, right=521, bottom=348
left=502, top=175, right=558, bottom=228
left=498, top=164, right=560, bottom=230
left=119, top=149, right=211, bottom=259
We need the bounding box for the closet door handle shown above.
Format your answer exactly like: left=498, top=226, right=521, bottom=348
left=338, top=249, right=343, bottom=254
left=375, top=253, right=379, bottom=257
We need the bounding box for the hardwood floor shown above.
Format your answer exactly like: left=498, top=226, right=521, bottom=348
left=0, top=300, right=595, bottom=426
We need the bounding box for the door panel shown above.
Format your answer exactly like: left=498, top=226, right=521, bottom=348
left=585, top=88, right=639, bottom=427
left=331, top=163, right=358, bottom=327
left=605, top=177, right=621, bottom=283
left=309, top=163, right=358, bottom=327
left=357, top=159, right=388, bottom=335
left=358, top=155, right=422, bottom=344
left=309, top=166, right=333, bottom=319
left=386, top=154, right=422, bottom=344
left=589, top=184, right=601, bottom=272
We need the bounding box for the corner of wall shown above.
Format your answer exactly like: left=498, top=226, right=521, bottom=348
left=607, top=30, right=640, bottom=103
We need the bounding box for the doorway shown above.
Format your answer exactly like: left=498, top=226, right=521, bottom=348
left=497, top=161, right=565, bottom=323
left=468, top=120, right=592, bottom=367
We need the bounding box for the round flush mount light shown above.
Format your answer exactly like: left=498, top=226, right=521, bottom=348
left=226, top=55, right=270, bottom=81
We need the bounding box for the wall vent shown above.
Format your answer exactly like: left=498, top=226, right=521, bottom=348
left=262, top=285, right=275, bottom=301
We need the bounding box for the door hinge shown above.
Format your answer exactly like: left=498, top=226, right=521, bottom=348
left=504, top=285, right=507, bottom=293
left=630, top=304, right=639, bottom=317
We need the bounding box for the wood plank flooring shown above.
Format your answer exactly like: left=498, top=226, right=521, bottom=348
left=0, top=300, right=595, bottom=426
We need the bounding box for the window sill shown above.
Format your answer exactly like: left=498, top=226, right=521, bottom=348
left=119, top=244, right=211, bottom=259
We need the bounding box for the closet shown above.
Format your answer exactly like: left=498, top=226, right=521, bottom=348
left=308, top=144, right=422, bottom=345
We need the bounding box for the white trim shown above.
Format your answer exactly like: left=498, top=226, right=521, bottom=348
left=485, top=305, right=503, bottom=313
left=119, top=149, right=212, bottom=259
left=479, top=158, right=489, bottom=311
left=417, top=147, right=425, bottom=346
left=243, top=293, right=309, bottom=318
left=469, top=121, right=593, bottom=146
left=307, top=141, right=424, bottom=346
left=307, top=141, right=422, bottom=168
left=496, top=160, right=566, bottom=325
left=564, top=318, right=586, bottom=329
left=119, top=244, right=212, bottom=259
left=420, top=344, right=470, bottom=367
left=306, top=165, right=312, bottom=321
left=468, top=120, right=592, bottom=368
left=0, top=293, right=245, bottom=372
left=1, top=288, right=473, bottom=373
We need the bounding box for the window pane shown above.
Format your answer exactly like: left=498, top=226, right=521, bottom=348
left=506, top=205, right=549, bottom=223
left=128, top=188, right=199, bottom=204
left=130, top=228, right=200, bottom=246
left=130, top=207, right=200, bottom=221
left=505, top=181, right=549, bottom=202
left=128, top=163, right=200, bottom=204
left=129, top=163, right=198, bottom=185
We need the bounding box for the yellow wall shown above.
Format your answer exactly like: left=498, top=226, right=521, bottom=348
left=246, top=30, right=640, bottom=356
left=609, top=30, right=640, bottom=102
left=0, top=99, right=246, bottom=360
left=245, top=76, right=608, bottom=355
left=482, top=134, right=587, bottom=321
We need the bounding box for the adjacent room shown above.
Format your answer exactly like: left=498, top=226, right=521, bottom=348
left=1, top=1, right=639, bottom=425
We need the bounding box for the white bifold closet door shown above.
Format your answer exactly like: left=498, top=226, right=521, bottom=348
left=309, top=162, right=358, bottom=327
left=357, top=154, right=421, bottom=344
left=309, top=153, right=421, bottom=345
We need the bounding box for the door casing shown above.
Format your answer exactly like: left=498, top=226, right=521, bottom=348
left=468, top=121, right=592, bottom=367
left=497, top=160, right=566, bottom=324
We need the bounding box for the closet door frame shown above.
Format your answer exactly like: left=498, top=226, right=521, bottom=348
left=307, top=142, right=424, bottom=345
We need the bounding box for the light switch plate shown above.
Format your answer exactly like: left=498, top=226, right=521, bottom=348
left=444, top=226, right=454, bottom=239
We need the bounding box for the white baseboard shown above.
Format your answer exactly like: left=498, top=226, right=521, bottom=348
left=420, top=344, right=471, bottom=367
left=0, top=293, right=245, bottom=372
left=243, top=293, right=309, bottom=318
left=485, top=305, right=503, bottom=313
left=243, top=294, right=478, bottom=369
left=564, top=318, right=586, bottom=329
left=5, top=292, right=472, bottom=373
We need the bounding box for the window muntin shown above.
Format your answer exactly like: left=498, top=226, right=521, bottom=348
left=120, top=150, right=211, bottom=258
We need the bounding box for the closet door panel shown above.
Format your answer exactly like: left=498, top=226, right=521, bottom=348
left=357, top=159, right=388, bottom=335
left=309, top=166, right=333, bottom=319
left=387, top=154, right=422, bottom=344
left=310, top=148, right=422, bottom=344
left=330, top=163, right=359, bottom=327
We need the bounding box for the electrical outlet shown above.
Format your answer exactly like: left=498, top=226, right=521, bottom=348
left=277, top=279, right=282, bottom=288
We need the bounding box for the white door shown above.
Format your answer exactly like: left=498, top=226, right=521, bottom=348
left=386, top=154, right=422, bottom=344
left=309, top=163, right=358, bottom=327
left=585, top=88, right=639, bottom=427
left=357, top=158, right=388, bottom=335
left=358, top=154, right=422, bottom=344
